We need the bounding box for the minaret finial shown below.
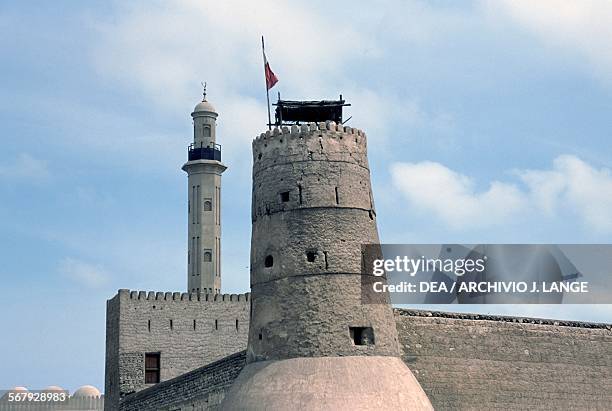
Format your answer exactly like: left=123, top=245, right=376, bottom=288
left=201, top=81, right=207, bottom=101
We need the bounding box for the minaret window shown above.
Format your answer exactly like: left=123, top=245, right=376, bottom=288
left=203, top=251, right=212, bottom=262
left=203, top=200, right=212, bottom=211
left=203, top=125, right=211, bottom=138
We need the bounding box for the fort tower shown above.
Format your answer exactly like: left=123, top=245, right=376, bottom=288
left=222, top=113, right=433, bottom=409
left=182, top=87, right=226, bottom=294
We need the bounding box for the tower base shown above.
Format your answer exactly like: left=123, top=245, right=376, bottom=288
left=221, top=356, right=433, bottom=410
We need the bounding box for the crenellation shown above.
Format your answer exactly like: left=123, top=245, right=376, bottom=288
left=107, top=287, right=250, bottom=409
left=119, top=289, right=250, bottom=304
left=250, top=123, right=375, bottom=225
left=252, top=128, right=369, bottom=174
left=252, top=122, right=366, bottom=147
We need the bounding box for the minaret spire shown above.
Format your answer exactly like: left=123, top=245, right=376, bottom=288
left=182, top=87, right=227, bottom=295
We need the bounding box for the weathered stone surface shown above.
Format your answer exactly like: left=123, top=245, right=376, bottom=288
left=221, top=356, right=433, bottom=411
left=104, top=290, right=250, bottom=411
left=247, top=125, right=397, bottom=363
left=117, top=310, right=611, bottom=411
left=248, top=274, right=400, bottom=361
left=223, top=124, right=433, bottom=410
left=395, top=309, right=612, bottom=411
left=120, top=351, right=246, bottom=411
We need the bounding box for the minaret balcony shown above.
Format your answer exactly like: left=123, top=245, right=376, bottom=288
left=188, top=143, right=222, bottom=161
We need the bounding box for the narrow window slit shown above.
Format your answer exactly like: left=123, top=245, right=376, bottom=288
left=335, top=187, right=339, bottom=204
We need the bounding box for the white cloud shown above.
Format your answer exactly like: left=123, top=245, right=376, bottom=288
left=518, top=155, right=612, bottom=232
left=0, top=153, right=50, bottom=180
left=91, top=0, right=369, bottom=110
left=59, top=258, right=110, bottom=288
left=486, top=0, right=612, bottom=84
left=89, top=0, right=437, bottom=156
left=391, top=161, right=527, bottom=229
left=391, top=155, right=612, bottom=231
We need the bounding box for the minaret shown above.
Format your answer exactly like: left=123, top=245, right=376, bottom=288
left=182, top=85, right=226, bottom=294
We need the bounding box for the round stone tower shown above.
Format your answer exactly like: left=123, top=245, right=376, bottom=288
left=222, top=122, right=432, bottom=410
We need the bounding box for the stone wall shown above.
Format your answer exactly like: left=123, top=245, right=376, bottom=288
left=397, top=309, right=612, bottom=410
left=248, top=123, right=401, bottom=363
left=115, top=309, right=611, bottom=410
left=119, top=351, right=246, bottom=411
left=104, top=292, right=120, bottom=409
left=104, top=289, right=250, bottom=411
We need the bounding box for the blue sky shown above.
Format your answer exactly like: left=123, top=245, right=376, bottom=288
left=1, top=0, right=612, bottom=394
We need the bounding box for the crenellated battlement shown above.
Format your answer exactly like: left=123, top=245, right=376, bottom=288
left=107, top=288, right=250, bottom=406
left=252, top=121, right=366, bottom=144
left=252, top=121, right=368, bottom=170
left=117, top=289, right=250, bottom=303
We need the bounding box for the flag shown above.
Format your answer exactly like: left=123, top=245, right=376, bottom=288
left=263, top=51, right=278, bottom=90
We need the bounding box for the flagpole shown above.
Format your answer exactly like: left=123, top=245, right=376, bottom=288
left=262, top=36, right=272, bottom=130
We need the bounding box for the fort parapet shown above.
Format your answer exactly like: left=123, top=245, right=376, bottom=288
left=104, top=290, right=250, bottom=411
left=118, top=309, right=612, bottom=410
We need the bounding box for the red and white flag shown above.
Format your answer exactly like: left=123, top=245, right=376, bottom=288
left=263, top=50, right=278, bottom=90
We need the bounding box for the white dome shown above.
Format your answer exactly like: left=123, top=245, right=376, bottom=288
left=43, top=386, right=64, bottom=392
left=2, top=388, right=28, bottom=401
left=73, top=385, right=101, bottom=398
left=193, top=99, right=216, bottom=114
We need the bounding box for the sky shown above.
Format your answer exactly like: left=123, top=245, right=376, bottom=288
left=1, top=0, right=612, bottom=394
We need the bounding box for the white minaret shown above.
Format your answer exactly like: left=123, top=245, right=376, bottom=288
left=182, top=85, right=226, bottom=294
